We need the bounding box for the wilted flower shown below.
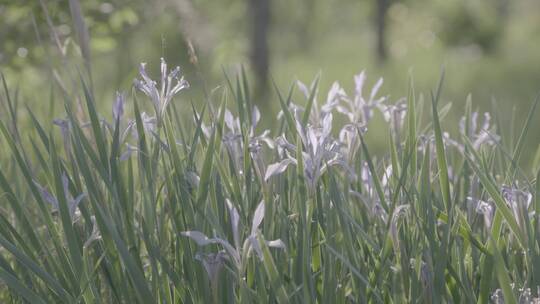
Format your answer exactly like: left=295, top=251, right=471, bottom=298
left=501, top=185, right=533, bottom=230
left=134, top=58, right=189, bottom=121
left=390, top=204, right=410, bottom=253
left=34, top=172, right=86, bottom=223
left=491, top=285, right=540, bottom=304
left=181, top=200, right=285, bottom=272
left=467, top=197, right=494, bottom=229
left=83, top=216, right=102, bottom=249
left=53, top=118, right=71, bottom=143
left=518, top=287, right=533, bottom=303
left=491, top=288, right=504, bottom=304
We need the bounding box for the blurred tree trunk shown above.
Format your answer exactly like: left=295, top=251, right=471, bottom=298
left=167, top=0, right=215, bottom=53
left=496, top=0, right=509, bottom=21
left=299, top=0, right=317, bottom=50
left=248, top=0, right=270, bottom=97
left=374, top=0, right=389, bottom=63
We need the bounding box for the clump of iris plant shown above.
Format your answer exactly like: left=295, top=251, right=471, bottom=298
left=181, top=200, right=285, bottom=295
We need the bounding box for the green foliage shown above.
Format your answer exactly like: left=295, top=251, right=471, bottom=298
left=0, top=59, right=539, bottom=303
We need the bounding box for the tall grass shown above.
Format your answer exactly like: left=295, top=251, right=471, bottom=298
left=0, top=60, right=539, bottom=303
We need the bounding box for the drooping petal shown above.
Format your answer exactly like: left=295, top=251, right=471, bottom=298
left=296, top=80, right=310, bottom=98
left=248, top=235, right=264, bottom=260
left=181, top=231, right=213, bottom=246
left=267, top=239, right=286, bottom=250
left=83, top=216, right=102, bottom=249
left=251, top=200, right=265, bottom=235
left=252, top=106, right=261, bottom=128
left=181, top=231, right=240, bottom=265
left=257, top=130, right=275, bottom=149
left=264, top=159, right=294, bottom=181
left=53, top=119, right=70, bottom=143
left=224, top=110, right=236, bottom=132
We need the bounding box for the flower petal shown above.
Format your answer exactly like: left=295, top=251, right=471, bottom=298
left=267, top=239, right=286, bottom=250
left=264, top=159, right=293, bottom=181
left=181, top=231, right=213, bottom=246
left=248, top=235, right=264, bottom=260
left=251, top=200, right=265, bottom=235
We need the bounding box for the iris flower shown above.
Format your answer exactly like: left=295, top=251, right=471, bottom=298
left=134, top=58, right=189, bottom=122
left=265, top=112, right=355, bottom=192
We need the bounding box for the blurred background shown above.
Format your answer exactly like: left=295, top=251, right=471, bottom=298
left=1, top=0, right=539, bottom=162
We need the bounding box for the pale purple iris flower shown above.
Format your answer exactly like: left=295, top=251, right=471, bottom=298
left=295, top=79, right=345, bottom=127
left=134, top=58, right=189, bottom=122
left=459, top=112, right=500, bottom=150
left=276, top=78, right=344, bottom=128
left=221, top=107, right=274, bottom=178
left=334, top=72, right=389, bottom=161
left=336, top=71, right=387, bottom=126
left=265, top=112, right=355, bottom=192
left=467, top=197, right=494, bottom=229
left=501, top=185, right=533, bottom=230
left=466, top=185, right=533, bottom=231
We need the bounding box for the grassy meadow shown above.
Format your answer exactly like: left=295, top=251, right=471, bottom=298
left=2, top=0, right=540, bottom=303
left=0, top=58, right=539, bottom=303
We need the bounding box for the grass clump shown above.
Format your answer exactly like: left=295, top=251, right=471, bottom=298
left=0, top=59, right=539, bottom=303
